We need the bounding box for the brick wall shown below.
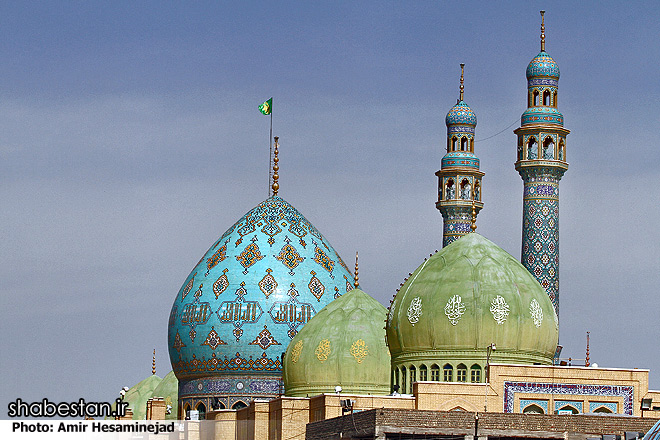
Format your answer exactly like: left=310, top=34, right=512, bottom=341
left=306, top=408, right=660, bottom=440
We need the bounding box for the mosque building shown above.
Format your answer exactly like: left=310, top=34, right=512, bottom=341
left=116, top=11, right=660, bottom=440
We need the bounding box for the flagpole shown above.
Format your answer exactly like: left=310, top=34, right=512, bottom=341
left=269, top=106, right=273, bottom=197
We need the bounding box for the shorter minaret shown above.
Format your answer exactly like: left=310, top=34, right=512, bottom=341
left=436, top=64, right=484, bottom=247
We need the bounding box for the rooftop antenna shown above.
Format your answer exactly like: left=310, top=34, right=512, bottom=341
left=272, top=137, right=280, bottom=196
left=540, top=10, right=546, bottom=52
left=585, top=332, right=590, bottom=367
left=152, top=349, right=156, bottom=375
left=354, top=252, right=359, bottom=288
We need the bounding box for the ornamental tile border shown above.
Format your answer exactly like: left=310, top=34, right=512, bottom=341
left=503, top=381, right=633, bottom=415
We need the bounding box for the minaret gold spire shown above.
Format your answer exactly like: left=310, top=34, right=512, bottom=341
left=470, top=201, right=477, bottom=232
left=152, top=349, right=156, bottom=375
left=354, top=252, right=359, bottom=288
left=459, top=63, right=465, bottom=102
left=272, top=136, right=280, bottom=196
left=540, top=10, right=546, bottom=51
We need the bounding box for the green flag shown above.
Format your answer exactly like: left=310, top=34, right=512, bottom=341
left=259, top=98, right=272, bottom=115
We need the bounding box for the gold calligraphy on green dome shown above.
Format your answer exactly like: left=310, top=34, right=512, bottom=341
left=315, top=339, right=331, bottom=362
left=350, top=339, right=369, bottom=364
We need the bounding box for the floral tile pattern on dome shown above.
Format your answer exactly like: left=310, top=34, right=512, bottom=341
left=276, top=239, right=304, bottom=275
left=173, top=351, right=283, bottom=375
left=206, top=241, right=228, bottom=275
left=201, top=326, right=227, bottom=350
left=173, top=330, right=186, bottom=354
left=212, top=269, right=229, bottom=299
left=249, top=325, right=281, bottom=350
left=308, top=271, right=325, bottom=301
left=235, top=240, right=265, bottom=274
left=258, top=268, right=277, bottom=298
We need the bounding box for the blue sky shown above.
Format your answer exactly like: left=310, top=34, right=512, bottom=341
left=1, top=1, right=659, bottom=408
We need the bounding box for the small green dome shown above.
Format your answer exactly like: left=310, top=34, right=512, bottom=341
left=386, top=233, right=558, bottom=368
left=283, top=288, right=390, bottom=397
left=152, top=371, right=179, bottom=420
left=123, top=374, right=162, bottom=420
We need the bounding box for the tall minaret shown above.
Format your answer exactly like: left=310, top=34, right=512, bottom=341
left=436, top=64, right=484, bottom=247
left=515, top=11, right=569, bottom=317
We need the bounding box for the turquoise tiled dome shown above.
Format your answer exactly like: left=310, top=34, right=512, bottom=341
left=445, top=101, right=477, bottom=126
left=167, top=196, right=354, bottom=410
left=526, top=51, right=560, bottom=80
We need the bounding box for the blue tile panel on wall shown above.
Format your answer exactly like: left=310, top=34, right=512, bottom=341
left=504, top=381, right=633, bottom=415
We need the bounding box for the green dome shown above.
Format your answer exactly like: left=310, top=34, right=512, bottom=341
left=123, top=374, right=162, bottom=420
left=283, top=288, right=390, bottom=397
left=386, top=233, right=558, bottom=371
left=152, top=371, right=179, bottom=420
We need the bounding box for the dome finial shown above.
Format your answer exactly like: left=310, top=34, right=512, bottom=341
left=354, top=251, right=359, bottom=288
left=272, top=136, right=280, bottom=196
left=152, top=349, right=156, bottom=375
left=540, top=10, right=546, bottom=52
left=470, top=201, right=477, bottom=232
left=459, top=63, right=465, bottom=102
left=585, top=331, right=590, bottom=367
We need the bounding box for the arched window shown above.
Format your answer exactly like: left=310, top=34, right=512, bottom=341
left=443, top=364, right=453, bottom=382
left=461, top=137, right=468, bottom=151
left=553, top=91, right=558, bottom=107
left=457, top=364, right=467, bottom=382
left=446, top=179, right=455, bottom=200
left=558, top=405, right=579, bottom=414
left=470, top=364, right=482, bottom=383
left=474, top=181, right=481, bottom=201
left=543, top=137, right=555, bottom=159
left=527, top=138, right=537, bottom=160
left=523, top=404, right=545, bottom=414
left=419, top=364, right=428, bottom=381
left=543, top=90, right=550, bottom=106
left=593, top=406, right=614, bottom=414
left=451, top=137, right=458, bottom=151
left=559, top=140, right=565, bottom=160
left=409, top=365, right=416, bottom=386
left=232, top=401, right=247, bottom=410
left=430, top=364, right=440, bottom=381
left=184, top=403, right=191, bottom=419
left=196, top=402, right=206, bottom=420
left=470, top=138, right=474, bottom=152
left=460, top=179, right=471, bottom=200
left=401, top=367, right=407, bottom=394
left=533, top=90, right=540, bottom=106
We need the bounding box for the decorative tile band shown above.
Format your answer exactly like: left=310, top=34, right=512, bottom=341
left=504, top=381, right=633, bottom=415
left=179, top=377, right=282, bottom=398
left=528, top=78, right=559, bottom=87
left=522, top=113, right=564, bottom=126
left=442, top=156, right=480, bottom=169
left=448, top=126, right=475, bottom=134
